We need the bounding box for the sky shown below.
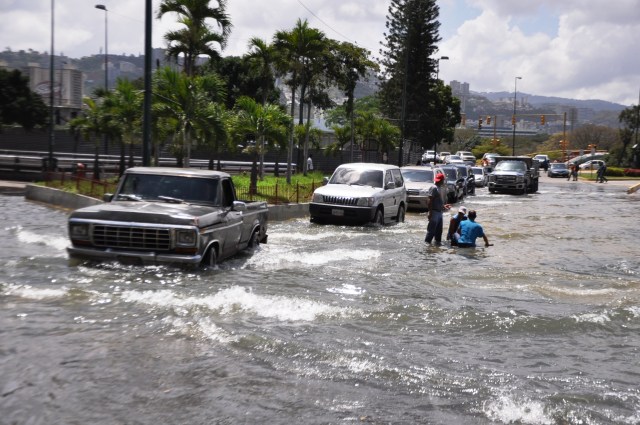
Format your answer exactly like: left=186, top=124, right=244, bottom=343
left=1, top=0, right=639, bottom=106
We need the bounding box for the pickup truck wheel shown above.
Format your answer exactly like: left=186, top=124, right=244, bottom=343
left=204, top=246, right=218, bottom=267
left=373, top=208, right=384, bottom=226
left=247, top=229, right=260, bottom=250
left=396, top=205, right=405, bottom=223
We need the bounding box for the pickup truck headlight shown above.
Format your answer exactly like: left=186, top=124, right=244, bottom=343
left=312, top=192, right=323, bottom=203
left=516, top=175, right=525, bottom=183
left=176, top=229, right=197, bottom=247
left=69, top=223, right=90, bottom=240
left=356, top=197, right=375, bottom=207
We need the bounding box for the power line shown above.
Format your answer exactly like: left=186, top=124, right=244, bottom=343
left=297, top=0, right=356, bottom=45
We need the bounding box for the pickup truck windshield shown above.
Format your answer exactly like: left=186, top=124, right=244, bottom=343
left=495, top=161, right=526, bottom=172
left=119, top=174, right=220, bottom=205
left=330, top=168, right=384, bottom=188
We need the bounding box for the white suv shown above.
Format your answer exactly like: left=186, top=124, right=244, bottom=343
left=456, top=151, right=476, bottom=165
left=310, top=163, right=407, bottom=225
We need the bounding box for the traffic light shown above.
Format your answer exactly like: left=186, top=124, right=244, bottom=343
left=511, top=115, right=516, bottom=125
left=540, top=115, right=545, bottom=125
left=486, top=115, right=491, bottom=125
left=478, top=117, right=483, bottom=130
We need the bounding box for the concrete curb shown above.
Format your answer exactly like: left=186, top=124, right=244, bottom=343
left=23, top=183, right=310, bottom=220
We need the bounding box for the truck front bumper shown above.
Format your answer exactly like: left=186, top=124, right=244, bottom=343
left=67, top=246, right=202, bottom=265
left=309, top=203, right=376, bottom=223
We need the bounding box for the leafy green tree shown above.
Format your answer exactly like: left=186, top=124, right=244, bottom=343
left=378, top=0, right=459, bottom=160
left=69, top=97, right=105, bottom=179
left=273, top=18, right=326, bottom=182
left=153, top=66, right=227, bottom=167
left=230, top=96, right=290, bottom=187
left=0, top=69, right=48, bottom=131
left=246, top=37, right=277, bottom=106
left=617, top=105, right=640, bottom=166
left=104, top=78, right=143, bottom=175
left=157, top=0, right=232, bottom=76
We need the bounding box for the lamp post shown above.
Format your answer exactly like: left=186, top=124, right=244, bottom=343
left=512, top=76, right=522, bottom=155
left=436, top=55, right=449, bottom=80
left=95, top=4, right=108, bottom=168
left=48, top=0, right=55, bottom=172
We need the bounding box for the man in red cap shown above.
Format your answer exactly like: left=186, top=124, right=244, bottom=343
left=425, top=172, right=451, bottom=245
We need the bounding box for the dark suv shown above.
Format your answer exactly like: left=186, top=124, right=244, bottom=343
left=452, top=164, right=475, bottom=196
left=436, top=165, right=465, bottom=203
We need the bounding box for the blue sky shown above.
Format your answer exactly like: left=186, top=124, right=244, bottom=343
left=1, top=0, right=639, bottom=106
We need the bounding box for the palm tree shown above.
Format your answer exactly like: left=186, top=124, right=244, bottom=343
left=273, top=18, right=326, bottom=183
left=105, top=78, right=143, bottom=175
left=231, top=96, right=290, bottom=182
left=246, top=37, right=275, bottom=106
left=153, top=66, right=227, bottom=167
left=69, top=97, right=104, bottom=179
left=157, top=0, right=232, bottom=76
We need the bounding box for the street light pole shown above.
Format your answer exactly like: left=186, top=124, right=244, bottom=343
left=95, top=4, right=108, bottom=165
left=512, top=76, right=522, bottom=155
left=48, top=0, right=55, bottom=172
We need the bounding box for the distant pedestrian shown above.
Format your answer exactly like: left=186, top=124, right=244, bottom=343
left=307, top=154, right=313, bottom=172
left=446, top=206, right=467, bottom=246
left=424, top=173, right=451, bottom=246
left=456, top=210, right=492, bottom=248
left=597, top=163, right=608, bottom=183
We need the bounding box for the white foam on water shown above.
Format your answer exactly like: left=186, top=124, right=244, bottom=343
left=16, top=228, right=69, bottom=253
left=483, top=392, right=554, bottom=425
left=572, top=311, right=612, bottom=324
left=326, top=284, right=366, bottom=296
left=3, top=284, right=69, bottom=300
left=244, top=246, right=382, bottom=270
left=121, top=286, right=354, bottom=322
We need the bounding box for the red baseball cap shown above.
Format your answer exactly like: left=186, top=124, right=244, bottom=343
left=435, top=173, right=445, bottom=182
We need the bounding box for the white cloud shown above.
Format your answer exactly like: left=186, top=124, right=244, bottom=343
left=0, top=0, right=638, bottom=105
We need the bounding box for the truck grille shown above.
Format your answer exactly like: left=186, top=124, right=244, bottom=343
left=92, top=225, right=171, bottom=250
left=322, top=195, right=358, bottom=206
left=496, top=175, right=517, bottom=183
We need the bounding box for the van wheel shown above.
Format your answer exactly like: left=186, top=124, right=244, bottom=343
left=203, top=246, right=217, bottom=268
left=396, top=205, right=405, bottom=223
left=373, top=208, right=384, bottom=225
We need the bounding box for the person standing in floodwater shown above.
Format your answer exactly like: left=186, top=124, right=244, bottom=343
left=425, top=173, right=450, bottom=246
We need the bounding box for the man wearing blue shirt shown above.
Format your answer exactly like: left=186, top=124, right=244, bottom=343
left=456, top=210, right=491, bottom=248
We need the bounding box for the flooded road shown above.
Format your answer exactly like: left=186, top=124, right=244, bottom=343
left=1, top=176, right=639, bottom=424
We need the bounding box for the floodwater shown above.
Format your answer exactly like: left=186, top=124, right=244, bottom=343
left=1, top=176, right=639, bottom=424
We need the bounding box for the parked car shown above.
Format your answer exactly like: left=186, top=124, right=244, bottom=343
left=533, top=154, right=550, bottom=171
left=482, top=152, right=499, bottom=170
left=452, top=163, right=475, bottom=196
left=456, top=151, right=476, bottom=165
left=547, top=162, right=570, bottom=178
left=400, top=166, right=436, bottom=210
left=471, top=166, right=488, bottom=187
left=437, top=165, right=464, bottom=203
left=421, top=150, right=437, bottom=164
left=439, top=152, right=451, bottom=162
left=579, top=159, right=605, bottom=170
left=309, top=163, right=407, bottom=225
left=445, top=154, right=465, bottom=165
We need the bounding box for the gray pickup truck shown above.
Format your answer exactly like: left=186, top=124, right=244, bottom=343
left=487, top=156, right=539, bottom=194
left=67, top=167, right=268, bottom=267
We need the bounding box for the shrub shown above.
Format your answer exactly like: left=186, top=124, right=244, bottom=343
left=623, top=168, right=640, bottom=177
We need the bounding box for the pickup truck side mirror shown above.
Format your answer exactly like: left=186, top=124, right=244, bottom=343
left=232, top=200, right=247, bottom=212
left=385, top=181, right=396, bottom=190
left=103, top=193, right=114, bottom=202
